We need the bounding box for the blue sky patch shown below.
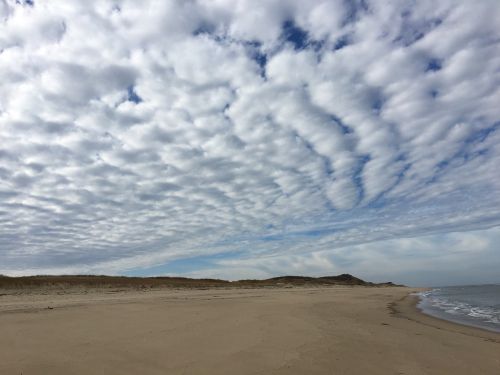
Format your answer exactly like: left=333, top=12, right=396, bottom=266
left=127, top=85, right=142, bottom=104
left=426, top=58, right=442, bottom=72
left=281, top=20, right=309, bottom=50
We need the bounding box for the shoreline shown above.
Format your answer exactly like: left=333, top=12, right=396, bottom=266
left=416, top=288, right=500, bottom=334
left=1, top=286, right=499, bottom=374
left=394, top=291, right=500, bottom=340
left=2, top=285, right=498, bottom=338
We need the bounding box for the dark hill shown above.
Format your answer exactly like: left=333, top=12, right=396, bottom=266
left=261, top=273, right=369, bottom=286
left=0, top=273, right=402, bottom=289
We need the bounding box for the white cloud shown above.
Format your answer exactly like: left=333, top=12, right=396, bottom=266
left=182, top=226, right=500, bottom=286
left=0, top=0, right=499, bottom=282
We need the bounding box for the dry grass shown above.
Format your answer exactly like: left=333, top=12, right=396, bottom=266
left=0, top=273, right=400, bottom=291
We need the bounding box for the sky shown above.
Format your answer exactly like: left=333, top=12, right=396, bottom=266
left=1, top=0, right=500, bottom=286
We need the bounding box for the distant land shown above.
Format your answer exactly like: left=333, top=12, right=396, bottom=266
left=0, top=273, right=401, bottom=290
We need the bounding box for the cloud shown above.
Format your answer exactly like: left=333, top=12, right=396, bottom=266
left=0, top=0, right=499, bottom=282
left=179, top=226, right=500, bottom=287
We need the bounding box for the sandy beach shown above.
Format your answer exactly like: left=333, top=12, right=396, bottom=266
left=1, top=286, right=499, bottom=374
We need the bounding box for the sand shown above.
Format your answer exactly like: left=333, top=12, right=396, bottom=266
left=0, top=286, right=499, bottom=374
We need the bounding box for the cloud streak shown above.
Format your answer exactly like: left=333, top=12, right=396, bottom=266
left=1, top=0, right=499, bottom=283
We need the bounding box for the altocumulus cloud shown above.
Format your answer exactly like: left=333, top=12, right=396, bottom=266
left=1, top=0, right=500, bottom=284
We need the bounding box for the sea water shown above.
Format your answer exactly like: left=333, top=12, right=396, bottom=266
left=418, top=285, right=500, bottom=333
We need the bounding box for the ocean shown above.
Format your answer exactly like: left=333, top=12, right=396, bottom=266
left=418, top=285, right=500, bottom=333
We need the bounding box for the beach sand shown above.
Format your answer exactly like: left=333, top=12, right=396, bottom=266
left=1, top=286, right=499, bottom=374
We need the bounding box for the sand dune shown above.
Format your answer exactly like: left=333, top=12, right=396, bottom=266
left=1, top=286, right=498, bottom=374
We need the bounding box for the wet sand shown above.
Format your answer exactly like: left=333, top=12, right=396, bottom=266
left=1, top=286, right=499, bottom=374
